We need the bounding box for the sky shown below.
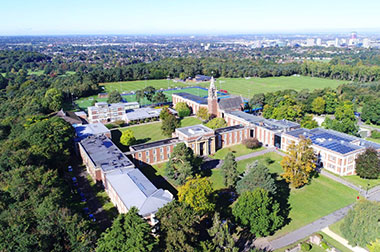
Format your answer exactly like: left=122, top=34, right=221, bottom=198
left=0, top=0, right=380, bottom=35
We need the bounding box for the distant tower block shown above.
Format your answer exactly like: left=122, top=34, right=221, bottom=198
left=351, top=31, right=358, bottom=40
left=208, top=77, right=218, bottom=117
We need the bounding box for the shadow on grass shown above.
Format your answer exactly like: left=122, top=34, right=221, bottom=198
left=111, top=129, right=151, bottom=152
left=272, top=174, right=292, bottom=229
left=138, top=163, right=178, bottom=198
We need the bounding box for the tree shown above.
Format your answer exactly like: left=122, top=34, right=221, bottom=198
left=368, top=239, right=380, bottom=252
left=323, top=101, right=358, bottom=136
left=175, top=102, right=191, bottom=118
left=206, top=118, right=227, bottom=129
left=153, top=91, right=168, bottom=104
left=165, top=143, right=199, bottom=185
left=135, top=89, right=144, bottom=103
left=161, top=112, right=180, bottom=137
left=107, top=90, right=122, bottom=103
left=196, top=107, right=209, bottom=120
left=220, top=152, right=239, bottom=188
left=355, top=148, right=380, bottom=179
left=361, top=99, right=380, bottom=125
left=96, top=207, right=156, bottom=252
left=232, top=188, right=283, bottom=237
left=159, top=107, right=171, bottom=121
left=323, top=92, right=339, bottom=114
left=242, top=138, right=261, bottom=149
left=120, top=129, right=136, bottom=146
left=300, top=115, right=319, bottom=129
left=144, top=86, right=156, bottom=102
left=156, top=201, right=200, bottom=252
left=236, top=161, right=276, bottom=195
left=341, top=200, right=380, bottom=247
left=205, top=212, right=238, bottom=252
left=281, top=136, right=316, bottom=188
left=44, top=88, right=63, bottom=111
left=311, top=97, right=326, bottom=115
left=178, top=176, right=215, bottom=214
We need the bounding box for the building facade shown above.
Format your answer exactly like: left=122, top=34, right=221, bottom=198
left=87, top=102, right=139, bottom=124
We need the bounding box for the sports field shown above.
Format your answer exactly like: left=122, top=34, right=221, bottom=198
left=100, top=76, right=346, bottom=96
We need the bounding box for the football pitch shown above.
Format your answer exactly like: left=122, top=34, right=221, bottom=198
left=75, top=76, right=347, bottom=110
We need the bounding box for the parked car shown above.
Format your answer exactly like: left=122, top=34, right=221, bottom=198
left=68, top=166, right=73, bottom=172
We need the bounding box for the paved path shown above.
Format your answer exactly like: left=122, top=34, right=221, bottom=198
left=322, top=227, right=367, bottom=252
left=236, top=147, right=277, bottom=161
left=269, top=204, right=354, bottom=250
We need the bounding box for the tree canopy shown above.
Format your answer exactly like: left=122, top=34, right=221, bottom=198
left=206, top=118, right=227, bottom=129
left=120, top=129, right=136, bottom=146
left=175, top=102, right=191, bottom=118
left=220, top=152, right=239, bottom=188
left=355, top=148, right=380, bottom=179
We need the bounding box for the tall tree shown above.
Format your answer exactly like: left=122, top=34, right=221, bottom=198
left=341, top=200, right=380, bottom=247
left=206, top=212, right=238, bottom=252
left=107, top=90, right=122, bottom=103
left=175, top=102, right=191, bottom=118
left=196, top=107, right=209, bottom=120
left=144, top=86, right=156, bottom=102
left=281, top=136, right=316, bottom=188
left=153, top=91, right=168, bottom=104
left=135, top=89, right=144, bottom=103
left=165, top=143, right=199, bottom=185
left=96, top=207, right=156, bottom=252
left=311, top=97, right=326, bottom=115
left=206, top=118, right=227, bottom=129
left=156, top=201, right=200, bottom=252
left=120, top=129, right=136, bottom=146
left=161, top=112, right=180, bottom=137
left=232, top=188, right=283, bottom=237
left=361, top=99, right=380, bottom=125
left=44, top=88, right=63, bottom=111
left=236, top=161, right=276, bottom=195
left=178, top=176, right=215, bottom=214
left=355, top=148, right=380, bottom=179
left=220, top=152, right=239, bottom=188
left=300, top=115, right=319, bottom=129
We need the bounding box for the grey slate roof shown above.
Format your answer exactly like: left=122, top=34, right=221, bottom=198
left=56, top=109, right=83, bottom=125
left=106, top=168, right=173, bottom=216
left=130, top=137, right=181, bottom=151
left=218, top=96, right=244, bottom=111
left=215, top=125, right=245, bottom=134
left=125, top=107, right=177, bottom=121
left=74, top=123, right=111, bottom=141
left=173, top=92, right=208, bottom=105
left=80, top=135, right=135, bottom=172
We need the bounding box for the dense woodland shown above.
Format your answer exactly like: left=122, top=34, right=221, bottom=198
left=0, top=44, right=380, bottom=251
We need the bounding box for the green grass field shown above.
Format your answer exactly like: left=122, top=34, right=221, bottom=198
left=210, top=144, right=264, bottom=160
left=367, top=137, right=380, bottom=144
left=75, top=87, right=210, bottom=110
left=111, top=117, right=202, bottom=151
left=101, top=76, right=346, bottom=96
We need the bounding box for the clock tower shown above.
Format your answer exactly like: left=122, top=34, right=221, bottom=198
left=208, top=77, right=218, bottom=117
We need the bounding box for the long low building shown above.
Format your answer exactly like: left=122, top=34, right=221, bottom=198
left=78, top=134, right=173, bottom=220
left=281, top=128, right=380, bottom=176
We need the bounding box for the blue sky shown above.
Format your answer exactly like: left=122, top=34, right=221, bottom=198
left=0, top=0, right=379, bottom=35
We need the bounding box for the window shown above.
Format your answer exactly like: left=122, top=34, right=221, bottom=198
left=167, top=153, right=170, bottom=158
left=328, top=155, right=336, bottom=162
left=160, top=154, right=163, bottom=160
left=167, top=146, right=170, bottom=152
left=153, top=149, right=156, bottom=155
left=146, top=157, right=150, bottom=163
left=327, top=163, right=335, bottom=169
left=146, top=151, right=149, bottom=156
left=154, top=157, right=156, bottom=162
left=160, top=148, right=163, bottom=153
left=138, top=153, right=142, bottom=158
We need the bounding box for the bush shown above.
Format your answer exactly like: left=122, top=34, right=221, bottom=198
left=175, top=102, right=191, bottom=118
left=243, top=138, right=261, bottom=149
left=113, top=120, right=125, bottom=127
left=300, top=242, right=311, bottom=251
left=105, top=123, right=117, bottom=129
left=371, top=130, right=380, bottom=139
left=320, top=241, right=329, bottom=250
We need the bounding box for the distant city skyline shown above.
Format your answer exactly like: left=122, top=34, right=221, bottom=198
left=1, top=0, right=380, bottom=35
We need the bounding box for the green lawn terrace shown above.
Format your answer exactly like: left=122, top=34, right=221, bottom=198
left=75, top=86, right=214, bottom=110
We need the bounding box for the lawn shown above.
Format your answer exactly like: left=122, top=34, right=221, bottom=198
left=111, top=117, right=202, bottom=151
left=329, top=218, right=345, bottom=238
left=270, top=175, right=357, bottom=240
left=210, top=152, right=283, bottom=190
left=100, top=79, right=188, bottom=93
left=210, top=144, right=264, bottom=159
left=320, top=232, right=352, bottom=252
left=75, top=87, right=211, bottom=110
left=367, top=137, right=380, bottom=144
left=224, top=153, right=357, bottom=241
left=342, top=174, right=380, bottom=189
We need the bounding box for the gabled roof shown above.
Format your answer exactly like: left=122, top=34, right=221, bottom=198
left=106, top=168, right=173, bottom=216
left=173, top=92, right=208, bottom=105
left=56, top=109, right=83, bottom=125
left=218, top=96, right=244, bottom=111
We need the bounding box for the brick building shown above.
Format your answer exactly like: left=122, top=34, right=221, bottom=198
left=281, top=128, right=380, bottom=176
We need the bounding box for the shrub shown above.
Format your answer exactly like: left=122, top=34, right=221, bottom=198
left=105, top=123, right=116, bottom=129
left=320, top=241, right=329, bottom=250
left=300, top=242, right=311, bottom=251
left=175, top=102, right=191, bottom=118
left=113, top=120, right=125, bottom=127
left=243, top=138, right=261, bottom=149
